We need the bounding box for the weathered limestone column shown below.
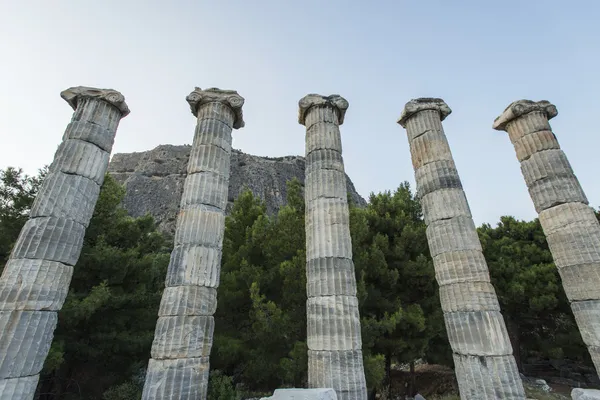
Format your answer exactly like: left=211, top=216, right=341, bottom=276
left=398, top=98, right=525, bottom=400
left=0, top=87, right=129, bottom=400
left=299, top=94, right=367, bottom=400
left=142, top=88, right=244, bottom=400
left=494, top=100, right=600, bottom=376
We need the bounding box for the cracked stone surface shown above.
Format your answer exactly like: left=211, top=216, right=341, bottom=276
left=142, top=88, right=244, bottom=400
left=299, top=94, right=367, bottom=400
left=0, top=86, right=127, bottom=400
left=494, top=100, right=600, bottom=376
left=399, top=98, right=525, bottom=400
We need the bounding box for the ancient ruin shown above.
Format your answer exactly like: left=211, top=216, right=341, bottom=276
left=0, top=87, right=129, bottom=400
left=299, top=94, right=367, bottom=400
left=398, top=98, right=526, bottom=399
left=141, top=88, right=244, bottom=399
left=494, top=100, right=600, bottom=377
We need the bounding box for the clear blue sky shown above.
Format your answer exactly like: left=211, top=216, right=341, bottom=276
left=1, top=0, right=599, bottom=226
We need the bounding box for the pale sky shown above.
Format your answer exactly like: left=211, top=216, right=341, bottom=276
left=1, top=0, right=599, bottom=226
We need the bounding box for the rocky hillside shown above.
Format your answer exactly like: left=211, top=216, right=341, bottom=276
left=108, top=145, right=367, bottom=233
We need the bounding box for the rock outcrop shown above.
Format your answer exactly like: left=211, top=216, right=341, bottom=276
left=108, top=145, right=366, bottom=233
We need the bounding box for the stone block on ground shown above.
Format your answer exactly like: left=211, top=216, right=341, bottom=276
left=261, top=388, right=338, bottom=400
left=572, top=388, right=600, bottom=400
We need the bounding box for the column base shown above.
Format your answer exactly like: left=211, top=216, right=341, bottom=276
left=142, top=357, right=209, bottom=400
left=452, top=353, right=525, bottom=400
left=308, top=350, right=366, bottom=400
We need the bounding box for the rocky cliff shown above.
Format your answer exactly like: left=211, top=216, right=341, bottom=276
left=108, top=145, right=367, bottom=233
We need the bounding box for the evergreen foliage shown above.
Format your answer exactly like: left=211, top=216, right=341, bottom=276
left=0, top=166, right=592, bottom=398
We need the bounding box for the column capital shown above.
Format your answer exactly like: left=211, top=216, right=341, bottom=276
left=298, top=94, right=349, bottom=126
left=61, top=86, right=130, bottom=117
left=493, top=100, right=557, bottom=131
left=186, top=87, right=245, bottom=129
left=397, top=98, right=451, bottom=127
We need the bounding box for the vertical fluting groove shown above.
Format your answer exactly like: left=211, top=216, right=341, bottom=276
left=0, top=86, right=126, bottom=400
left=495, top=100, right=600, bottom=378
left=400, top=98, right=525, bottom=400
left=143, top=89, right=244, bottom=400
left=300, top=94, right=367, bottom=400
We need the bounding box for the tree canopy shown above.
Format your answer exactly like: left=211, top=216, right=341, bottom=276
left=0, top=166, right=592, bottom=399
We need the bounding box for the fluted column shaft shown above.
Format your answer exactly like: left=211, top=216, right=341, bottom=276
left=299, top=94, right=367, bottom=400
left=0, top=87, right=129, bottom=400
left=494, top=100, right=600, bottom=376
left=142, top=88, right=244, bottom=400
left=398, top=98, right=525, bottom=400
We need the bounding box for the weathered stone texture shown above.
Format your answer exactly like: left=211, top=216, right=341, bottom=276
left=165, top=245, right=221, bottom=288
left=50, top=139, right=110, bottom=185
left=420, top=188, right=471, bottom=225
left=426, top=217, right=482, bottom=258
left=264, top=388, right=338, bottom=400
left=572, top=388, right=600, bottom=400
left=306, top=257, right=357, bottom=297
left=453, top=354, right=524, bottom=400
left=30, top=172, right=100, bottom=227
left=143, top=88, right=244, bottom=400
left=151, top=315, right=214, bottom=359
left=414, top=160, right=462, bottom=199
left=434, top=250, right=491, bottom=286
left=306, top=198, right=353, bottom=260
left=11, top=217, right=85, bottom=266
left=513, top=130, right=560, bottom=162
left=494, top=99, right=600, bottom=379
left=142, top=358, right=209, bottom=400
left=308, top=350, right=367, bottom=400
left=0, top=376, right=39, bottom=400
left=0, top=310, right=57, bottom=378
left=108, top=146, right=366, bottom=234
left=444, top=311, right=513, bottom=355
left=0, top=259, right=72, bottom=311
left=301, top=94, right=366, bottom=400
left=307, top=296, right=362, bottom=351
left=438, top=281, right=500, bottom=313
left=158, top=286, right=218, bottom=317
left=173, top=206, right=225, bottom=246
left=401, top=98, right=525, bottom=399
left=0, top=87, right=127, bottom=399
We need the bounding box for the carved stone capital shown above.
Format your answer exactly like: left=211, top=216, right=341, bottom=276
left=298, top=94, right=349, bottom=126
left=61, top=86, right=130, bottom=117
left=493, top=100, right=557, bottom=131
left=186, top=87, right=245, bottom=129
left=397, top=98, right=451, bottom=127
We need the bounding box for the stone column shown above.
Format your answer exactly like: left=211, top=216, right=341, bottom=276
left=299, top=94, right=367, bottom=400
left=0, top=87, right=129, bottom=400
left=142, top=88, right=244, bottom=400
left=494, top=100, right=600, bottom=375
left=398, top=98, right=525, bottom=400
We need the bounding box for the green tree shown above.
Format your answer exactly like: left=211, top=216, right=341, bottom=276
left=479, top=216, right=589, bottom=370
left=38, top=175, right=170, bottom=399
left=0, top=166, right=46, bottom=268
left=213, top=179, right=307, bottom=392
left=350, top=183, right=448, bottom=395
